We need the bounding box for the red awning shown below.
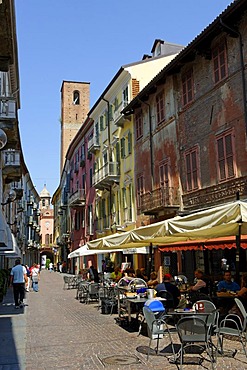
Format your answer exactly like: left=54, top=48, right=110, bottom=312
left=158, top=236, right=247, bottom=252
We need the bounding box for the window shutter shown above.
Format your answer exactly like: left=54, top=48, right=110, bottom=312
left=128, top=132, right=132, bottom=154
left=120, top=137, right=125, bottom=158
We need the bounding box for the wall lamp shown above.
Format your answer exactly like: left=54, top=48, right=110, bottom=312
left=1, top=189, right=16, bottom=205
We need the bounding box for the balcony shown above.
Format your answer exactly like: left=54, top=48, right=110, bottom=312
left=113, top=100, right=129, bottom=127
left=0, top=97, right=16, bottom=120
left=68, top=188, right=86, bottom=207
left=93, top=162, right=120, bottom=189
left=10, top=180, right=23, bottom=199
left=2, top=149, right=21, bottom=183
left=140, top=186, right=180, bottom=215
left=88, top=136, right=100, bottom=154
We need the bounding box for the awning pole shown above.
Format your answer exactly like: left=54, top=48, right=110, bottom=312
left=236, top=222, right=241, bottom=284
left=235, top=191, right=241, bottom=283
left=147, top=243, right=153, bottom=279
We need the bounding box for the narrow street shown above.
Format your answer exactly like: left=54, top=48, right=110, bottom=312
left=0, top=271, right=247, bottom=370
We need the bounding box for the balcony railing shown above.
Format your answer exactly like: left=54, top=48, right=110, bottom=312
left=68, top=188, right=86, bottom=207
left=88, top=136, right=100, bottom=153
left=0, top=96, right=16, bottom=120
left=2, top=149, right=21, bottom=182
left=93, top=162, right=120, bottom=189
left=113, top=100, right=129, bottom=127
left=140, top=186, right=180, bottom=214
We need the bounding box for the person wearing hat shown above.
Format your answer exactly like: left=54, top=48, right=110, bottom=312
left=155, top=273, right=181, bottom=307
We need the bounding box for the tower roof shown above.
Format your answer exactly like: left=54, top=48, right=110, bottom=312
left=40, top=184, right=50, bottom=198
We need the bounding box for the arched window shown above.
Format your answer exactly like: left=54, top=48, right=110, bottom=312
left=73, top=91, right=80, bottom=105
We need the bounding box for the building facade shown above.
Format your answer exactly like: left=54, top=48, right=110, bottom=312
left=0, top=0, right=40, bottom=269
left=122, top=0, right=247, bottom=281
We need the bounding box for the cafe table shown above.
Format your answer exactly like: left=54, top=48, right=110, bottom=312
left=124, top=296, right=167, bottom=324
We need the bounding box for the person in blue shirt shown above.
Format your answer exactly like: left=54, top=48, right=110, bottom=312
left=217, top=271, right=240, bottom=292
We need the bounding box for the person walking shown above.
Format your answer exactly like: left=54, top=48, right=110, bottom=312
left=25, top=264, right=31, bottom=292
left=10, top=259, right=27, bottom=308
left=31, top=263, right=40, bottom=292
left=49, top=262, right=53, bottom=272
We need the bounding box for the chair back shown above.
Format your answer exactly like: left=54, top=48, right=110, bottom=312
left=88, top=283, right=99, bottom=296
left=235, top=298, right=247, bottom=330
left=177, top=316, right=208, bottom=343
left=143, top=306, right=164, bottom=339
left=193, top=300, right=218, bottom=329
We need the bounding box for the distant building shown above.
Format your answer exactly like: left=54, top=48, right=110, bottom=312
left=60, top=81, right=90, bottom=174
left=39, top=185, right=55, bottom=264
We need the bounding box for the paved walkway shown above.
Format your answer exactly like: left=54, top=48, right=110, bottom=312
left=1, top=271, right=247, bottom=370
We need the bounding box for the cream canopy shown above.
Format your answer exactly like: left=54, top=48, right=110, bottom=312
left=68, top=244, right=149, bottom=258
left=87, top=201, right=247, bottom=249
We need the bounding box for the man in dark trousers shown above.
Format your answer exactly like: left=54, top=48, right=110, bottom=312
left=10, top=259, right=27, bottom=308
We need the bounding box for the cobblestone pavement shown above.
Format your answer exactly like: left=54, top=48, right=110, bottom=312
left=1, top=270, right=247, bottom=370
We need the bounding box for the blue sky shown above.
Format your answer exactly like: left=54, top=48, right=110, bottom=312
left=15, top=0, right=232, bottom=196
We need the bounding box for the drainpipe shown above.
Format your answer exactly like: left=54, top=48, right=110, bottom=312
left=219, top=18, right=247, bottom=135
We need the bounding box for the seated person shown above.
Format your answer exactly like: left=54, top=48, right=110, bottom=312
left=110, top=267, right=122, bottom=282
left=189, top=269, right=208, bottom=294
left=147, top=271, right=159, bottom=289
left=218, top=271, right=240, bottom=292
left=156, top=273, right=181, bottom=307
left=236, top=272, right=247, bottom=310
left=135, top=268, right=148, bottom=282
left=123, top=267, right=135, bottom=278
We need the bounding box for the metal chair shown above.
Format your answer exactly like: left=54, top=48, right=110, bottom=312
left=192, top=300, right=219, bottom=334
left=63, top=276, right=72, bottom=290
left=216, top=297, right=247, bottom=358
left=76, top=281, right=89, bottom=303
left=176, top=316, right=215, bottom=369
left=86, top=283, right=99, bottom=304
left=143, top=305, right=175, bottom=360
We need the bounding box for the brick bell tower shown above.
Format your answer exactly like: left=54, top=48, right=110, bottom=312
left=60, top=81, right=90, bottom=174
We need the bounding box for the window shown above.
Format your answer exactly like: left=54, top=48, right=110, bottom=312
left=137, top=175, right=144, bottom=208
left=212, top=41, right=228, bottom=83
left=100, top=115, right=104, bottom=131
left=116, top=142, right=120, bottom=163
left=45, top=234, right=49, bottom=245
left=75, top=211, right=80, bottom=230
left=73, top=91, right=80, bottom=105
left=120, top=137, right=125, bottom=158
left=185, top=147, right=199, bottom=191
left=216, top=131, right=235, bottom=181
left=122, top=187, right=127, bottom=208
left=182, top=69, right=194, bottom=106
left=81, top=143, right=85, bottom=161
left=127, top=132, right=132, bottom=155
left=159, top=161, right=169, bottom=187
left=89, top=168, right=93, bottom=187
left=123, top=86, right=129, bottom=106
left=82, top=173, right=86, bottom=190
left=156, top=92, right=165, bottom=124
left=135, top=111, right=143, bottom=140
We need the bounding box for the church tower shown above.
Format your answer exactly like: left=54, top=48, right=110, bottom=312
left=60, top=81, right=90, bottom=174
left=39, top=184, right=54, bottom=251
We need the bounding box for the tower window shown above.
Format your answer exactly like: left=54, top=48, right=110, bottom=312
left=73, top=91, right=80, bottom=105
